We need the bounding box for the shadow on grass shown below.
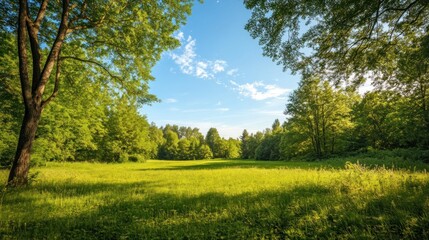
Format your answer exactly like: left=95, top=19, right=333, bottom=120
left=138, top=158, right=429, bottom=172
left=1, top=180, right=428, bottom=239
left=137, top=160, right=337, bottom=171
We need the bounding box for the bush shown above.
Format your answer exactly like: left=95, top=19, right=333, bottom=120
left=30, top=155, right=47, bottom=167
left=128, top=154, right=146, bottom=163
left=118, top=153, right=129, bottom=163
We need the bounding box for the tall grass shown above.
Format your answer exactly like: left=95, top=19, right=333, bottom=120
left=1, top=159, right=428, bottom=239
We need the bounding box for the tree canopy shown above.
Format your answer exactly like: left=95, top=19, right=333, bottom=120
left=244, top=0, right=429, bottom=83
left=1, top=0, right=194, bottom=185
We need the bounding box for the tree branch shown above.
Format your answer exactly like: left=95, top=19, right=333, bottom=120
left=42, top=50, right=61, bottom=108
left=34, top=0, right=49, bottom=28
left=35, top=0, right=70, bottom=104
left=59, top=56, right=122, bottom=82
left=25, top=2, right=42, bottom=94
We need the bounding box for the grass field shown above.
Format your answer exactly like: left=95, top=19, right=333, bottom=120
left=1, top=158, right=429, bottom=239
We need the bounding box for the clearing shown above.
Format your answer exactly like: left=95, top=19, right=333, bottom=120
left=1, top=159, right=429, bottom=239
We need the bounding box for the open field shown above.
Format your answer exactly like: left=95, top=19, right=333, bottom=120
left=1, top=158, right=429, bottom=239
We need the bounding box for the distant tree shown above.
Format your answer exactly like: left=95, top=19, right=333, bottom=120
left=246, top=131, right=264, bottom=159
left=205, top=128, right=223, bottom=158
left=177, top=138, right=191, bottom=160
left=196, top=144, right=213, bottom=159
left=147, top=123, right=165, bottom=159
left=159, top=130, right=180, bottom=160
left=240, top=129, right=251, bottom=159
left=272, top=119, right=282, bottom=134
left=255, top=131, right=282, bottom=161
left=2, top=0, right=194, bottom=185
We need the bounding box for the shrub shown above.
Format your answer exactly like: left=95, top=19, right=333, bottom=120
left=128, top=154, right=146, bottom=163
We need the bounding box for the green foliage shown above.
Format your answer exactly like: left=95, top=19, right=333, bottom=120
left=100, top=98, right=153, bottom=162
left=0, top=159, right=428, bottom=239
left=255, top=133, right=282, bottom=161
left=244, top=0, right=429, bottom=82
left=224, top=138, right=241, bottom=159
left=128, top=154, right=147, bottom=163
left=284, top=76, right=355, bottom=158
left=197, top=144, right=214, bottom=159
left=0, top=33, right=21, bottom=166
left=205, top=128, right=223, bottom=158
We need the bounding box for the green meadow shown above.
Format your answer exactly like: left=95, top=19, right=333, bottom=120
left=1, top=158, right=429, bottom=239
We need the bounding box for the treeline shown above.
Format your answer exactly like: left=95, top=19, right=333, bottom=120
left=2, top=73, right=428, bottom=165
left=0, top=31, right=241, bottom=166
left=0, top=75, right=241, bottom=165
left=243, top=76, right=429, bottom=160
left=0, top=94, right=241, bottom=166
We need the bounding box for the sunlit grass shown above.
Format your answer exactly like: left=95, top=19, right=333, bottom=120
left=1, top=159, right=429, bottom=239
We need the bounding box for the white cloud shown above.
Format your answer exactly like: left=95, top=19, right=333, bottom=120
left=170, top=33, right=232, bottom=81
left=251, top=109, right=285, bottom=118
left=196, top=61, right=210, bottom=79
left=230, top=81, right=291, bottom=101
left=171, top=36, right=196, bottom=75
left=216, top=108, right=230, bottom=112
left=174, top=31, right=185, bottom=42
left=165, top=98, right=177, bottom=103
left=212, top=60, right=227, bottom=73
left=226, top=68, right=238, bottom=76
left=182, top=107, right=230, bottom=113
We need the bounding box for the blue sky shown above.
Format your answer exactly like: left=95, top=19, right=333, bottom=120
left=142, top=0, right=300, bottom=138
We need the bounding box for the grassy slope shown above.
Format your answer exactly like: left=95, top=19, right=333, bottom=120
left=1, top=159, right=429, bottom=239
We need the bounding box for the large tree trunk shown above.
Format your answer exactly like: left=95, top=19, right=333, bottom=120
left=8, top=106, right=41, bottom=186
left=8, top=0, right=69, bottom=186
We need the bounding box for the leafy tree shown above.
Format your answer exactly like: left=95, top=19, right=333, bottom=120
left=240, top=129, right=252, bottom=159
left=159, top=129, right=180, bottom=160
left=245, top=131, right=264, bottom=159
left=177, top=138, right=191, bottom=160
left=100, top=98, right=152, bottom=162
left=205, top=128, right=223, bottom=158
left=225, top=138, right=241, bottom=159
left=285, top=76, right=354, bottom=158
left=244, top=0, right=429, bottom=82
left=147, top=123, right=165, bottom=159
left=272, top=119, right=282, bottom=134
left=353, top=90, right=428, bottom=150
left=353, top=91, right=398, bottom=149
left=2, top=0, right=194, bottom=185
left=196, top=144, right=213, bottom=159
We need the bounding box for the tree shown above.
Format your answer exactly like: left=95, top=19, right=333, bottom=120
left=272, top=119, right=282, bottom=134
left=240, top=129, right=251, bottom=159
left=225, top=138, right=241, bottom=159
left=244, top=0, right=429, bottom=82
left=159, top=130, right=179, bottom=160
left=196, top=144, right=213, bottom=159
left=147, top=123, right=165, bottom=159
left=100, top=97, right=153, bottom=162
left=205, top=128, right=222, bottom=158
left=246, top=131, right=264, bottom=159
left=285, top=76, right=354, bottom=158
left=2, top=0, right=194, bottom=185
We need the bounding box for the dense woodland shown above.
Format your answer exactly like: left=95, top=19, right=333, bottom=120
left=2, top=0, right=429, bottom=176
